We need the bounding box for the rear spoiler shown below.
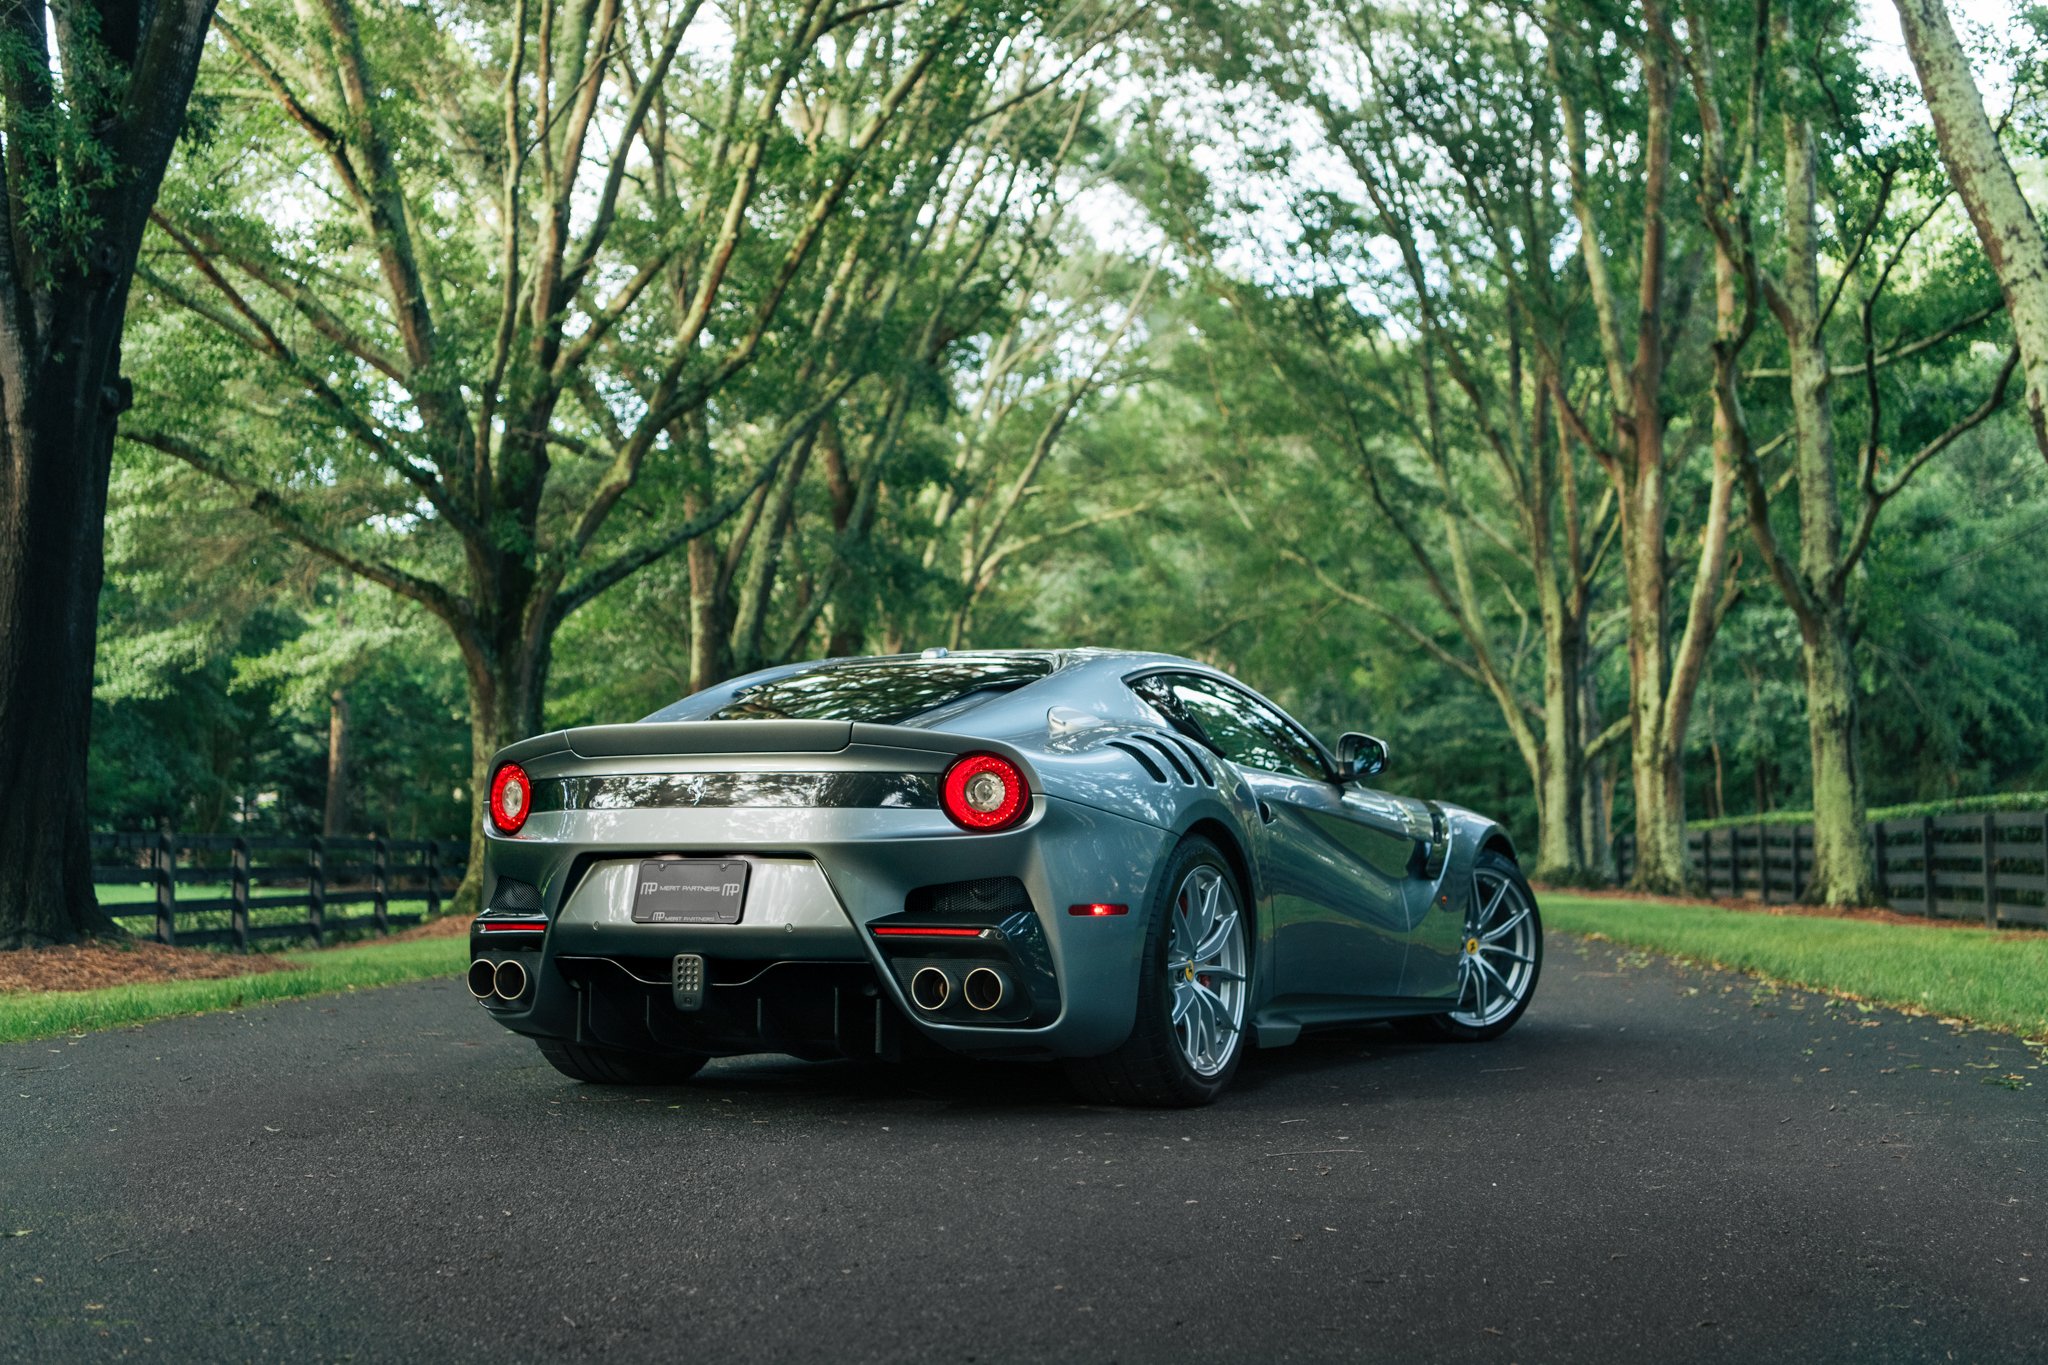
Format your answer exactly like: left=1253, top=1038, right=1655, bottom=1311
left=492, top=719, right=1017, bottom=770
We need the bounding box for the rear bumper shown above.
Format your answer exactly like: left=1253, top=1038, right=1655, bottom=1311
left=473, top=794, right=1170, bottom=1060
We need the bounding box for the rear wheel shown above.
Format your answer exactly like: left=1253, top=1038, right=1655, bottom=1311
left=536, top=1040, right=709, bottom=1085
left=1066, top=837, right=1249, bottom=1107
left=1407, top=850, right=1541, bottom=1041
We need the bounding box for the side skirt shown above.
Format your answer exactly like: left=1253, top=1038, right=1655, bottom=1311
left=1252, top=996, right=1450, bottom=1048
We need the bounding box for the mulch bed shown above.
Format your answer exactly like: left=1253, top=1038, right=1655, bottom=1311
left=0, top=941, right=300, bottom=994
left=1, top=913, right=474, bottom=994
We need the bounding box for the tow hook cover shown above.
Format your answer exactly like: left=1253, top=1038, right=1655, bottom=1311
left=672, top=954, right=706, bottom=1012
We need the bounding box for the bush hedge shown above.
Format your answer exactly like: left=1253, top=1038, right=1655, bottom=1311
left=1690, top=791, right=2048, bottom=832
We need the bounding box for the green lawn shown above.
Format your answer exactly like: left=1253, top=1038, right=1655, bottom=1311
left=0, top=935, right=468, bottom=1045
left=1545, top=894, right=2048, bottom=1040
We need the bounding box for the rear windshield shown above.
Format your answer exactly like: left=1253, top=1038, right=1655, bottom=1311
left=697, top=658, right=1054, bottom=725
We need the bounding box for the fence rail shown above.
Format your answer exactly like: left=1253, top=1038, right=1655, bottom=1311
left=1614, top=813, right=2048, bottom=928
left=92, top=831, right=469, bottom=951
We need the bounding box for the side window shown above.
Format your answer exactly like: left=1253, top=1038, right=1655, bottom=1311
left=1131, top=674, right=1327, bottom=781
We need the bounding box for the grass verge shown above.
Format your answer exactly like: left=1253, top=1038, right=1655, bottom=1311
left=0, top=935, right=467, bottom=1045
left=1544, top=894, right=2048, bottom=1040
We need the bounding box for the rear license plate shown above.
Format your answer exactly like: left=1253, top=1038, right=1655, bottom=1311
left=631, top=859, right=749, bottom=925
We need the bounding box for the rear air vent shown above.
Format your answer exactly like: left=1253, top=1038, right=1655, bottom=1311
left=1105, top=739, right=1167, bottom=782
left=905, top=877, right=1035, bottom=920
left=1131, top=733, right=1193, bottom=784
left=488, top=877, right=544, bottom=913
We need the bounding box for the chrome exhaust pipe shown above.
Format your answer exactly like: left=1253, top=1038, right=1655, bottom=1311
left=466, top=959, right=499, bottom=1001
left=962, top=967, right=1007, bottom=1012
left=493, top=957, right=529, bottom=1002
left=909, top=966, right=952, bottom=1011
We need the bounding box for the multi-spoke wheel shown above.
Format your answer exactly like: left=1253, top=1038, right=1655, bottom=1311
left=1411, top=850, right=1542, bottom=1042
left=1166, top=863, right=1249, bottom=1078
left=1067, top=836, right=1250, bottom=1106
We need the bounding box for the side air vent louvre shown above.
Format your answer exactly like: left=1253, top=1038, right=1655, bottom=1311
left=1166, top=735, right=1215, bottom=785
left=1131, top=733, right=1193, bottom=784
left=1106, top=739, right=1167, bottom=783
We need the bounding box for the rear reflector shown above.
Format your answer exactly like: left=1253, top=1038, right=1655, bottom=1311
left=479, top=920, right=546, bottom=932
left=1068, top=903, right=1128, bottom=916
left=871, top=925, right=987, bottom=938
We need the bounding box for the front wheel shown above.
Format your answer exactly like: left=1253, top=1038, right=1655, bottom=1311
left=1409, top=850, right=1542, bottom=1042
left=536, top=1040, right=709, bottom=1085
left=1066, top=836, right=1250, bottom=1107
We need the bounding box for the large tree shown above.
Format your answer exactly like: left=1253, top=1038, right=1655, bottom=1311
left=0, top=0, right=219, bottom=945
left=1679, top=0, right=2015, bottom=903
left=125, top=0, right=1127, bottom=909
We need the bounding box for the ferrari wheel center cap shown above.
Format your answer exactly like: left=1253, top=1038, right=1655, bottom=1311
left=1465, top=937, right=1480, bottom=956
left=1184, top=964, right=1196, bottom=982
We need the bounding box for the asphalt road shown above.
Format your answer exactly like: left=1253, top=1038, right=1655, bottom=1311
left=3, top=935, right=2044, bottom=1364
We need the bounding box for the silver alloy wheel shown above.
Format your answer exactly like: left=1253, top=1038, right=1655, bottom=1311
left=1450, top=866, right=1538, bottom=1028
left=1165, top=864, right=1248, bottom=1077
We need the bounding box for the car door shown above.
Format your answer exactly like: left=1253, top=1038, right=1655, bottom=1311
left=1131, top=673, right=1421, bottom=1001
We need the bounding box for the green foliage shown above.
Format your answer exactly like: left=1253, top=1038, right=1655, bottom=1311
left=82, top=0, right=2048, bottom=885
left=0, top=2, right=126, bottom=279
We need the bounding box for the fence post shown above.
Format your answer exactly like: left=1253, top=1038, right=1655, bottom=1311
left=154, top=829, right=176, bottom=946
left=1788, top=825, right=1803, bottom=903
left=308, top=834, right=326, bottom=947
left=425, top=840, right=441, bottom=919
left=1871, top=823, right=1888, bottom=905
left=230, top=837, right=250, bottom=954
left=1922, top=815, right=1938, bottom=917
left=1983, top=813, right=1999, bottom=929
left=1754, top=823, right=1769, bottom=903
left=372, top=833, right=389, bottom=936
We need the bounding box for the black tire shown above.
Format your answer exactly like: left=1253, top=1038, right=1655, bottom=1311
left=536, top=1039, right=709, bottom=1085
left=1065, top=836, right=1249, bottom=1107
left=1408, top=849, right=1542, bottom=1042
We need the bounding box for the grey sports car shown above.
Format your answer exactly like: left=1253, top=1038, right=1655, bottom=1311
left=468, top=649, right=1541, bottom=1105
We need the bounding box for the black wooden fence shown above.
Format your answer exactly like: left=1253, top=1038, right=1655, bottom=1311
left=1615, top=812, right=2048, bottom=928
left=92, top=831, right=469, bottom=951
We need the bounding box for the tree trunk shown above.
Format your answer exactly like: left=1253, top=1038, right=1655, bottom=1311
left=0, top=0, right=220, bottom=946
left=1798, top=608, right=1880, bottom=905
left=1772, top=89, right=1882, bottom=905
left=686, top=533, right=733, bottom=693
left=1530, top=606, right=1587, bottom=882
left=0, top=382, right=123, bottom=946
left=1893, top=0, right=2048, bottom=458
left=453, top=623, right=550, bottom=918
left=324, top=689, right=351, bottom=837
left=1620, top=476, right=1685, bottom=894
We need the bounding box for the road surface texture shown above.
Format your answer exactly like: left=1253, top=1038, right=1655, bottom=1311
left=3, top=933, right=2043, bottom=1363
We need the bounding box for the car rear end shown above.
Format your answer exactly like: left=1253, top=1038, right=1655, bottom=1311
left=471, top=714, right=1171, bottom=1066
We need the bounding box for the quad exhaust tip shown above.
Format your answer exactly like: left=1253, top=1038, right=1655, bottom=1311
left=962, top=966, right=1007, bottom=1012
left=909, top=966, right=952, bottom=1011
left=466, top=959, right=498, bottom=1001
left=493, top=958, right=529, bottom=1002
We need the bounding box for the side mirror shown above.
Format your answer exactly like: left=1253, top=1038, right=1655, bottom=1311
left=1336, top=732, right=1388, bottom=783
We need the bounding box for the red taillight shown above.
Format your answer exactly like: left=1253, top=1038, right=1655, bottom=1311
left=479, top=920, right=545, bottom=932
left=489, top=763, right=532, bottom=835
left=1068, top=903, right=1128, bottom=917
left=871, top=925, right=987, bottom=939
left=940, top=753, right=1028, bottom=831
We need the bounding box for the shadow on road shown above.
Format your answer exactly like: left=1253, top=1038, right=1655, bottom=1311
left=508, top=1015, right=1625, bottom=1117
